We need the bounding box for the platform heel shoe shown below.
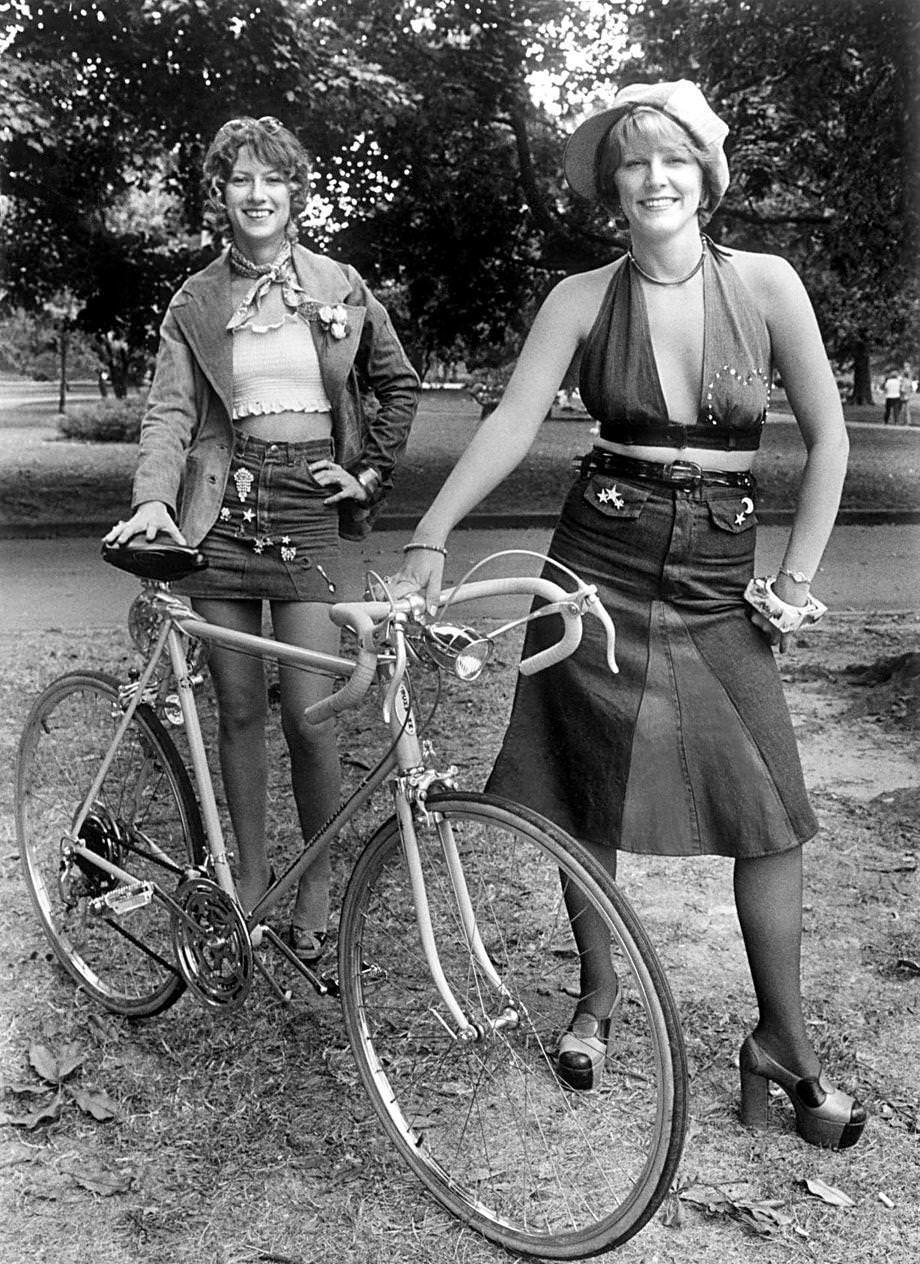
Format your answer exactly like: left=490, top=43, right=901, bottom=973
left=739, top=1034, right=867, bottom=1150
left=556, top=994, right=621, bottom=1092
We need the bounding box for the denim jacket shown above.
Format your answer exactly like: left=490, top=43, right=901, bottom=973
left=132, top=244, right=420, bottom=543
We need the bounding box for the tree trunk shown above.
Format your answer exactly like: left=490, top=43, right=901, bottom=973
left=57, top=326, right=68, bottom=413
left=851, top=345, right=874, bottom=404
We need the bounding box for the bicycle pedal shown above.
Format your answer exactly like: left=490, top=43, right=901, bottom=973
left=89, top=882, right=154, bottom=917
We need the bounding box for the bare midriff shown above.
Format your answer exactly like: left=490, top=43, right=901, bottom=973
left=234, top=410, right=334, bottom=442
left=593, top=435, right=756, bottom=473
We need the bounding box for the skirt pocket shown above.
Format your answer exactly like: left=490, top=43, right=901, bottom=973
left=581, top=475, right=651, bottom=520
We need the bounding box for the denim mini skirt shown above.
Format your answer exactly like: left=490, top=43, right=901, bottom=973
left=487, top=467, right=819, bottom=858
left=174, top=434, right=340, bottom=602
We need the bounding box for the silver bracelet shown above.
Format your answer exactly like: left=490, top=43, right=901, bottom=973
left=402, top=542, right=447, bottom=557
left=355, top=466, right=382, bottom=496
left=778, top=564, right=812, bottom=584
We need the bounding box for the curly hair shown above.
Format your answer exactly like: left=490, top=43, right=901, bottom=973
left=595, top=107, right=714, bottom=225
left=201, top=116, right=312, bottom=241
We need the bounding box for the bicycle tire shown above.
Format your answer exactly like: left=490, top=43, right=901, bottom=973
left=338, top=791, right=687, bottom=1258
left=16, top=671, right=206, bottom=1018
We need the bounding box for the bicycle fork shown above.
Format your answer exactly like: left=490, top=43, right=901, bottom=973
left=392, top=787, right=519, bottom=1043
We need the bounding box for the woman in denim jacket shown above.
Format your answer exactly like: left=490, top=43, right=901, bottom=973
left=106, top=116, right=419, bottom=962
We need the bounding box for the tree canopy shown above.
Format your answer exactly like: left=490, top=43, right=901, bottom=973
left=1, top=0, right=916, bottom=390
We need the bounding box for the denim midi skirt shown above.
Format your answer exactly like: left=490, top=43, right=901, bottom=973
left=174, top=434, right=340, bottom=602
left=487, top=469, right=818, bottom=858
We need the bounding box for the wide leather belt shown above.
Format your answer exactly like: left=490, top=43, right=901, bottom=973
left=580, top=448, right=755, bottom=489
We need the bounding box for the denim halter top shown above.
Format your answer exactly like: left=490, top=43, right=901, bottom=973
left=578, top=243, right=772, bottom=452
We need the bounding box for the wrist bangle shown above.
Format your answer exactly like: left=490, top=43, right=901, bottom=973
left=743, top=576, right=827, bottom=634
left=355, top=466, right=382, bottom=496
left=778, top=565, right=812, bottom=584
left=403, top=542, right=447, bottom=557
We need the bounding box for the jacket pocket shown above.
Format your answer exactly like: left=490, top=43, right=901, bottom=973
left=582, top=475, right=651, bottom=519
left=708, top=495, right=757, bottom=534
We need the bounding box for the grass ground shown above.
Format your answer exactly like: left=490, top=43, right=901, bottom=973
left=0, top=390, right=918, bottom=536
left=1, top=613, right=918, bottom=1264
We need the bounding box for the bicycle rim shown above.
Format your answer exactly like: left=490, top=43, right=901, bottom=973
left=16, top=671, right=205, bottom=1018
left=338, top=792, right=687, bottom=1258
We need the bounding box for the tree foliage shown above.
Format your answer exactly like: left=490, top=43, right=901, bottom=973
left=1, top=0, right=917, bottom=388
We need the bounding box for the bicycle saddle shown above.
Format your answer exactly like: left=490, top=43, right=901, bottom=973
left=101, top=535, right=209, bottom=581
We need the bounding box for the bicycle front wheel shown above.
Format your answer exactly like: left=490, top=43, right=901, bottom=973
left=16, top=671, right=206, bottom=1018
left=338, top=792, right=687, bottom=1259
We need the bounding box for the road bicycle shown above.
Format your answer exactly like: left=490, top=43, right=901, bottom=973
left=16, top=540, right=687, bottom=1259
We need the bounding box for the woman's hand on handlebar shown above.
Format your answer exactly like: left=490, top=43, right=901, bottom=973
left=393, top=544, right=446, bottom=617
left=103, top=501, right=188, bottom=548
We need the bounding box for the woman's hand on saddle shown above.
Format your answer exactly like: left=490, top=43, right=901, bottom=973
left=309, top=458, right=367, bottom=505
left=103, top=501, right=187, bottom=547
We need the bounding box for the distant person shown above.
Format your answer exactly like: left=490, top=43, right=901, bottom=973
left=105, top=116, right=419, bottom=962
left=882, top=368, right=902, bottom=423
left=396, top=80, right=864, bottom=1149
left=899, top=364, right=915, bottom=426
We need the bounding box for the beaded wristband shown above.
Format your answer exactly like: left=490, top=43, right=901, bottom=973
left=402, top=542, right=448, bottom=557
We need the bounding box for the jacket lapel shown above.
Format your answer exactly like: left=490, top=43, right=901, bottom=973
left=170, top=252, right=234, bottom=417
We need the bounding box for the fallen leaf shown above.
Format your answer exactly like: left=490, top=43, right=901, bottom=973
left=70, top=1087, right=119, bottom=1121
left=803, top=1177, right=855, bottom=1207
left=661, top=1189, right=682, bottom=1228
left=27, top=1041, right=84, bottom=1086
left=2, top=1092, right=64, bottom=1130
left=61, top=1161, right=132, bottom=1196
left=29, top=1043, right=61, bottom=1085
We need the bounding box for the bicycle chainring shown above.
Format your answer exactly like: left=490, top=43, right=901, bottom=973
left=170, top=878, right=253, bottom=1011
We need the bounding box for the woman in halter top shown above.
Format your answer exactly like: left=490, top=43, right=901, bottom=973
left=397, top=82, right=864, bottom=1151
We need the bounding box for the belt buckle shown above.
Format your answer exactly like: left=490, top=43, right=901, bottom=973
left=663, top=460, right=703, bottom=484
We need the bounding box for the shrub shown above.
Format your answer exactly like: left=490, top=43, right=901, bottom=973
left=56, top=394, right=147, bottom=443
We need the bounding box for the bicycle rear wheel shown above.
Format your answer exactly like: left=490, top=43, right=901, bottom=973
left=16, top=671, right=206, bottom=1018
left=338, top=791, right=687, bottom=1259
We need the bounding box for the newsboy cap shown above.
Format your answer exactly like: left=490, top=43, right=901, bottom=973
left=563, top=80, right=730, bottom=210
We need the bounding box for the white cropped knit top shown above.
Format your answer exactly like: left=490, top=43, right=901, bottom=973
left=231, top=292, right=331, bottom=420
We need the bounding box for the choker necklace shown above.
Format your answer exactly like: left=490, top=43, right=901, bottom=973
left=628, top=238, right=706, bottom=286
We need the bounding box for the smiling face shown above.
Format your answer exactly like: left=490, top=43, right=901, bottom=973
left=612, top=135, right=705, bottom=238
left=597, top=108, right=709, bottom=237
left=223, top=146, right=292, bottom=260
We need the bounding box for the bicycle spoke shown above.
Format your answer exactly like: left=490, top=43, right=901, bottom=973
left=17, top=672, right=205, bottom=1018
left=339, top=793, right=687, bottom=1258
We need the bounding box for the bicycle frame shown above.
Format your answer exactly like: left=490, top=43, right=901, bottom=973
left=61, top=584, right=525, bottom=1036
left=61, top=553, right=618, bottom=1034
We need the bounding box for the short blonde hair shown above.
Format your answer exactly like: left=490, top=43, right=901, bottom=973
left=595, top=107, right=713, bottom=221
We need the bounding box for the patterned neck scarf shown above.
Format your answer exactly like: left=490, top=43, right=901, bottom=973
left=226, top=240, right=311, bottom=331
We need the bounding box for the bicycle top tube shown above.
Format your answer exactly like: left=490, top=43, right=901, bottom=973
left=151, top=560, right=618, bottom=727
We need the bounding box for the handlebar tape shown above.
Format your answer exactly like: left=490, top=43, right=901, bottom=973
left=518, top=606, right=583, bottom=675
